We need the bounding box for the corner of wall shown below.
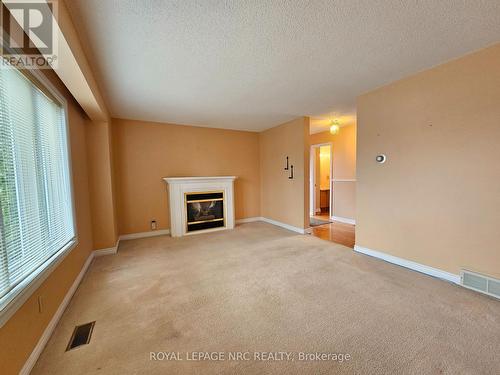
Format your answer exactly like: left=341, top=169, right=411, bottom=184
left=85, top=120, right=119, bottom=250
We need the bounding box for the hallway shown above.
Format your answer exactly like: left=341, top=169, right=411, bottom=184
left=310, top=221, right=355, bottom=248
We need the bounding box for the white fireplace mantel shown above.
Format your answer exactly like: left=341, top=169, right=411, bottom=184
left=163, top=176, right=236, bottom=237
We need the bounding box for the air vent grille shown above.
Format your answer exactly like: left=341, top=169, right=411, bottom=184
left=66, top=321, right=95, bottom=351
left=461, top=270, right=500, bottom=300
left=487, top=278, right=500, bottom=297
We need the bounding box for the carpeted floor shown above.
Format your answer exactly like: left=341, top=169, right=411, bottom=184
left=32, top=222, right=500, bottom=374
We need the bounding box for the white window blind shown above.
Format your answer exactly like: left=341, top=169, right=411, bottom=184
left=0, top=65, right=75, bottom=312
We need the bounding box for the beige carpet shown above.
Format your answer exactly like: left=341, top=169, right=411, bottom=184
left=32, top=222, right=500, bottom=374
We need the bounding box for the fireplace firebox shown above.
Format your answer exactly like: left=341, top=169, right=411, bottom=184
left=185, top=191, right=225, bottom=232
left=163, top=176, right=236, bottom=237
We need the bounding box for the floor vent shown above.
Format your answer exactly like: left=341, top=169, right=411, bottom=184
left=66, top=321, right=95, bottom=351
left=461, top=270, right=500, bottom=299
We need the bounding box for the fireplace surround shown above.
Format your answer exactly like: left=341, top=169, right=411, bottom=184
left=163, top=176, right=236, bottom=237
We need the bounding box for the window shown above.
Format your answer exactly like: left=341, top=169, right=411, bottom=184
left=0, top=65, right=76, bottom=316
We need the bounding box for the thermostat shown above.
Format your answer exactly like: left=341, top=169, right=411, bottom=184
left=376, top=154, right=386, bottom=164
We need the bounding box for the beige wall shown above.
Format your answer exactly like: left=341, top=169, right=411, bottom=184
left=310, top=124, right=357, bottom=220
left=319, top=146, right=331, bottom=190
left=86, top=121, right=118, bottom=249
left=112, top=118, right=261, bottom=234
left=357, top=43, right=500, bottom=278
left=0, top=70, right=94, bottom=375
left=260, top=117, right=310, bottom=229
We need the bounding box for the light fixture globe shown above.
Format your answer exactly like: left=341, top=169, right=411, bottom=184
left=329, top=120, right=340, bottom=135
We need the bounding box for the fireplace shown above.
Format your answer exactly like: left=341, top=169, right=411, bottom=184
left=185, top=191, right=225, bottom=232
left=163, top=176, right=236, bottom=237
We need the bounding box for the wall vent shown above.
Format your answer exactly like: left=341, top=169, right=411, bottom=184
left=461, top=270, right=500, bottom=300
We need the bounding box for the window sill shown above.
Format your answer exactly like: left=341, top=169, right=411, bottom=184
left=0, top=238, right=78, bottom=328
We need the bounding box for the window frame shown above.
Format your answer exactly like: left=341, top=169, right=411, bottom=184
left=0, top=65, right=78, bottom=328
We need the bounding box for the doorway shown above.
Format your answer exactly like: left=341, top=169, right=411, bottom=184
left=309, top=143, right=333, bottom=227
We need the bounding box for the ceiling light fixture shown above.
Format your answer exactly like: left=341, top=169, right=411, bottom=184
left=329, top=119, right=340, bottom=135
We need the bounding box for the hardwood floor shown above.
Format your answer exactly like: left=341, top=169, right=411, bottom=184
left=310, top=220, right=355, bottom=248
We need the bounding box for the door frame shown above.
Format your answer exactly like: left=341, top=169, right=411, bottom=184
left=309, top=142, right=333, bottom=219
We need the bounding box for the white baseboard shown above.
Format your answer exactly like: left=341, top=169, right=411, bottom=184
left=331, top=216, right=356, bottom=225
left=93, top=240, right=120, bottom=256
left=93, top=247, right=117, bottom=256
left=260, top=217, right=306, bottom=234
left=119, top=220, right=305, bottom=239
left=20, top=218, right=304, bottom=373
left=235, top=217, right=262, bottom=224
left=119, top=229, right=170, bottom=241
left=354, top=245, right=460, bottom=284
left=236, top=217, right=306, bottom=234
left=20, top=241, right=126, bottom=374
left=20, top=251, right=96, bottom=375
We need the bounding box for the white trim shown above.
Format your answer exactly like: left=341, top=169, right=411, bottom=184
left=93, top=240, right=120, bottom=257
left=235, top=217, right=262, bottom=224
left=93, top=247, right=117, bottom=256
left=117, top=220, right=308, bottom=236
left=0, top=239, right=77, bottom=328
left=354, top=245, right=460, bottom=284
left=260, top=217, right=306, bottom=234
left=19, top=218, right=306, bottom=373
left=119, top=229, right=170, bottom=241
left=163, top=176, right=236, bottom=183
left=20, top=251, right=95, bottom=375
left=0, top=62, right=80, bottom=328
left=237, top=217, right=307, bottom=234
left=310, top=142, right=333, bottom=218
left=331, top=216, right=356, bottom=225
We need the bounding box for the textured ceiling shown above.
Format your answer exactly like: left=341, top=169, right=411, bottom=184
left=66, top=0, right=500, bottom=133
